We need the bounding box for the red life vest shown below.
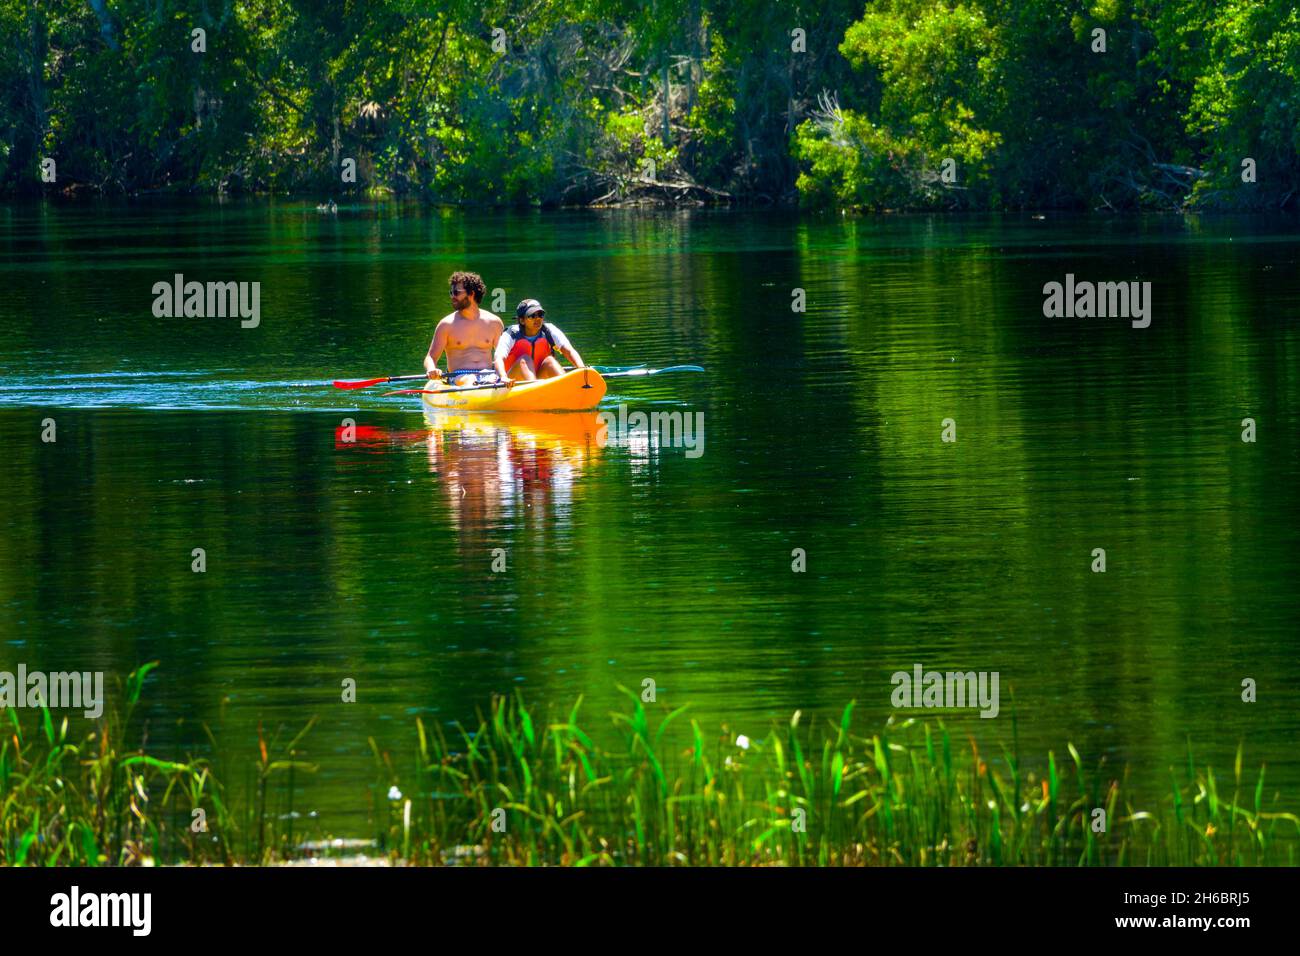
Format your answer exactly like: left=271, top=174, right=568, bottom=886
left=503, top=324, right=556, bottom=371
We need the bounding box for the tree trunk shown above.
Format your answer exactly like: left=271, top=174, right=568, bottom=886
left=786, top=54, right=794, bottom=135
left=662, top=60, right=671, bottom=147
left=26, top=1, right=47, bottom=145
left=687, top=0, right=702, bottom=111
left=87, top=0, right=119, bottom=51
left=333, top=102, right=341, bottom=173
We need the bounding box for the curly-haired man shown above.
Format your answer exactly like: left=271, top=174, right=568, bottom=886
left=423, top=271, right=505, bottom=386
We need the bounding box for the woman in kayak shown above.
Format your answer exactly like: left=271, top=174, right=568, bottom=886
left=493, top=299, right=587, bottom=382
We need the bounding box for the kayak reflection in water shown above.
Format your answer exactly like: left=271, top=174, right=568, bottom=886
left=334, top=413, right=602, bottom=537
left=492, top=299, right=587, bottom=383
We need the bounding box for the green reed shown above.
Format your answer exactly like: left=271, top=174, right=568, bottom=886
left=3, top=670, right=1297, bottom=866
left=0, top=663, right=233, bottom=865
left=376, top=687, right=1298, bottom=866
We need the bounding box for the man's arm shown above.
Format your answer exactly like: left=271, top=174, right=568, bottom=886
left=492, top=333, right=510, bottom=381
left=424, top=320, right=450, bottom=379
left=492, top=321, right=514, bottom=383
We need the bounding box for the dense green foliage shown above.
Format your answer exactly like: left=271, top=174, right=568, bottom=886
left=0, top=1, right=1296, bottom=208
left=794, top=0, right=1300, bottom=210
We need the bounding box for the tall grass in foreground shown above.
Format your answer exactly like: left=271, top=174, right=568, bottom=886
left=0, top=664, right=233, bottom=865
left=0, top=663, right=316, bottom=866
left=2, top=670, right=1297, bottom=865
left=381, top=688, right=1299, bottom=866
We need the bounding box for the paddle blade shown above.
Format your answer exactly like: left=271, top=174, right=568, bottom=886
left=333, top=377, right=388, bottom=390
left=601, top=365, right=706, bottom=378
left=589, top=363, right=648, bottom=373
left=333, top=373, right=428, bottom=390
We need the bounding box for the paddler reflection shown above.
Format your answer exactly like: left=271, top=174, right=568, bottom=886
left=333, top=411, right=604, bottom=535
left=422, top=409, right=603, bottom=535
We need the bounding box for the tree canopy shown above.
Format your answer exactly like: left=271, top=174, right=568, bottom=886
left=1, top=1, right=1294, bottom=209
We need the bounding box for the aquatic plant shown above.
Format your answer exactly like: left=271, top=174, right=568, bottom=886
left=3, top=672, right=1296, bottom=866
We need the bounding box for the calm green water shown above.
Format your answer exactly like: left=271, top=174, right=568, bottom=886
left=2, top=202, right=1298, bottom=838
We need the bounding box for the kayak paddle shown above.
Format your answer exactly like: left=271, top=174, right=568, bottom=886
left=381, top=380, right=519, bottom=397
left=600, top=365, right=705, bottom=378
left=339, top=364, right=700, bottom=390
left=381, top=366, right=704, bottom=395
left=332, top=373, right=429, bottom=390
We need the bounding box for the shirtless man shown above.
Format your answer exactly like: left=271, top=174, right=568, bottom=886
left=423, top=271, right=505, bottom=386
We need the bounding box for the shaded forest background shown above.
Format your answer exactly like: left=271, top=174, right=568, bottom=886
left=1, top=0, right=1295, bottom=209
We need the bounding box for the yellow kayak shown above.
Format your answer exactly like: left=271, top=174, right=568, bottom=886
left=421, top=368, right=606, bottom=411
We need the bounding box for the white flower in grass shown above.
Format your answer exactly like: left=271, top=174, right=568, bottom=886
left=735, top=734, right=751, bottom=750
left=387, top=786, right=402, bottom=801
